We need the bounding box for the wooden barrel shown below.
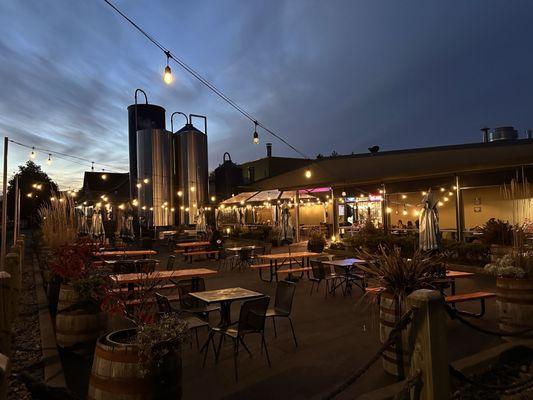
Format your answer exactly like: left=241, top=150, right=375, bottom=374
left=57, top=284, right=79, bottom=313
left=88, top=329, right=182, bottom=400
left=379, top=292, right=412, bottom=378
left=55, top=309, right=102, bottom=349
left=496, top=277, right=533, bottom=339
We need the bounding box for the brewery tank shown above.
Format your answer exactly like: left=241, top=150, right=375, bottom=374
left=127, top=103, right=166, bottom=199
left=174, top=117, right=208, bottom=225
left=136, top=128, right=174, bottom=227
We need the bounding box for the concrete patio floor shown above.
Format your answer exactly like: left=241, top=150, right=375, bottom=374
left=62, top=244, right=502, bottom=399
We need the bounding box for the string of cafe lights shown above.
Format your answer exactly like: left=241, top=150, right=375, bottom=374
left=8, top=139, right=127, bottom=174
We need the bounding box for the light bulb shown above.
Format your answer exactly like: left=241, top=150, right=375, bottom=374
left=386, top=207, right=392, bottom=214
left=190, top=186, right=196, bottom=192
left=305, top=169, right=312, bottom=179
left=210, top=196, right=216, bottom=202
left=163, top=65, right=173, bottom=84
left=101, top=174, right=107, bottom=180
left=136, top=183, right=142, bottom=189
left=29, top=147, right=36, bottom=160
left=253, top=130, right=259, bottom=144
left=341, top=191, right=346, bottom=197
left=143, top=178, right=149, bottom=184
left=401, top=194, right=407, bottom=199
left=46, top=154, right=52, bottom=165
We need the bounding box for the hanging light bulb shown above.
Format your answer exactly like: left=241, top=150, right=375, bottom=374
left=305, top=169, right=312, bottom=179
left=163, top=52, right=173, bottom=84
left=29, top=147, right=36, bottom=160
left=46, top=154, right=52, bottom=165
left=252, top=121, right=259, bottom=144
left=341, top=191, right=346, bottom=197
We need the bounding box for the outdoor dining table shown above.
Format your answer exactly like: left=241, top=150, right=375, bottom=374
left=321, top=258, right=367, bottom=294
left=437, top=270, right=475, bottom=295
left=93, top=250, right=157, bottom=259
left=175, top=241, right=210, bottom=251
left=109, top=268, right=218, bottom=292
left=226, top=245, right=264, bottom=270
left=189, top=287, right=264, bottom=327
left=258, top=251, right=321, bottom=282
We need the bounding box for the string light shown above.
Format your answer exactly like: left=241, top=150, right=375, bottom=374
left=386, top=207, right=392, bottom=214
left=252, top=121, right=259, bottom=144
left=29, top=147, right=36, bottom=160
left=136, top=183, right=142, bottom=189
left=210, top=195, right=216, bottom=202
left=190, top=186, right=196, bottom=192
left=401, top=194, right=407, bottom=199
left=46, top=154, right=52, bottom=165
left=305, top=169, right=312, bottom=179
left=163, top=52, right=173, bottom=84
left=101, top=174, right=107, bottom=180
left=177, top=190, right=183, bottom=197
left=341, top=191, right=346, bottom=197
left=143, top=178, right=149, bottom=184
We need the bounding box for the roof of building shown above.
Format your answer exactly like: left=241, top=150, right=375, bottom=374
left=248, top=139, right=533, bottom=191
left=79, top=172, right=130, bottom=202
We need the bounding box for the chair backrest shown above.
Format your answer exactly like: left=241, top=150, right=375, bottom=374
left=237, top=296, right=270, bottom=335
left=166, top=255, right=176, bottom=271
left=274, top=280, right=296, bottom=315
left=310, top=260, right=326, bottom=279
left=137, top=259, right=156, bottom=274
left=112, top=260, right=135, bottom=274
left=262, top=243, right=272, bottom=255
left=177, top=278, right=206, bottom=309
left=155, top=292, right=172, bottom=314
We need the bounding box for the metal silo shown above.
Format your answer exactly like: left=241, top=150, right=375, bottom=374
left=136, top=128, right=174, bottom=227
left=127, top=90, right=166, bottom=199
left=174, top=115, right=208, bottom=225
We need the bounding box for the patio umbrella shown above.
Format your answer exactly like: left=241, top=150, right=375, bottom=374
left=280, top=204, right=293, bottom=241
left=196, top=207, right=207, bottom=232
left=121, top=215, right=135, bottom=241
left=90, top=210, right=105, bottom=239
left=271, top=205, right=279, bottom=226
left=419, top=189, right=440, bottom=251
left=77, top=209, right=89, bottom=235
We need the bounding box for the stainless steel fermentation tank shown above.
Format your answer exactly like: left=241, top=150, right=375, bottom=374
left=136, top=129, right=174, bottom=227
left=174, top=115, right=208, bottom=225
left=127, top=93, right=166, bottom=199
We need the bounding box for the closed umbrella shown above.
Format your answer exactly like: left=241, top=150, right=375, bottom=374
left=196, top=207, right=207, bottom=232
left=121, top=215, right=135, bottom=241
left=77, top=209, right=89, bottom=235
left=419, top=189, right=440, bottom=251
left=90, top=210, right=105, bottom=239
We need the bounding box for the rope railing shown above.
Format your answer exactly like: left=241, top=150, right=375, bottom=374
left=444, top=303, right=533, bottom=338
left=449, top=365, right=533, bottom=395
left=322, top=307, right=419, bottom=400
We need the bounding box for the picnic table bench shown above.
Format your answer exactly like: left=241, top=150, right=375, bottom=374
left=93, top=250, right=157, bottom=259
left=257, top=251, right=321, bottom=282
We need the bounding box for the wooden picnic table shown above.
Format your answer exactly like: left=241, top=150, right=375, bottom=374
left=175, top=241, right=210, bottom=250
left=258, top=251, right=321, bottom=282
left=189, top=287, right=264, bottom=327
left=93, top=250, right=157, bottom=259
left=109, top=268, right=217, bottom=285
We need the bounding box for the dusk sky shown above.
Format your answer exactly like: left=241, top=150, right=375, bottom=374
left=1, top=1, right=533, bottom=189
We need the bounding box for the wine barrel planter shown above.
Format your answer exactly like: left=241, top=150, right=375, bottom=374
left=55, top=309, right=102, bottom=349
left=55, top=284, right=103, bottom=349
left=379, top=292, right=413, bottom=378
left=57, top=284, right=79, bottom=312
left=88, top=329, right=182, bottom=400
left=496, top=277, right=533, bottom=339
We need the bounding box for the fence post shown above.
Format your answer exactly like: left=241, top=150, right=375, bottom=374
left=407, top=289, right=450, bottom=400
left=5, top=253, right=20, bottom=320
left=0, top=272, right=11, bottom=356
left=0, top=352, right=9, bottom=400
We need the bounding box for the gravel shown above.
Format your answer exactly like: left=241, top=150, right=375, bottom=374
left=7, top=253, right=43, bottom=400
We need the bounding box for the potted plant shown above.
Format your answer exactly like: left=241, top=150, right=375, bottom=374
left=307, top=229, right=326, bottom=253
left=357, top=246, right=441, bottom=378
left=50, top=241, right=105, bottom=350
left=90, top=283, right=189, bottom=400
left=479, top=218, right=513, bottom=260
left=483, top=179, right=533, bottom=338
left=484, top=249, right=533, bottom=338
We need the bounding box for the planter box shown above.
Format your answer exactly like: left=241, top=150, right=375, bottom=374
left=496, top=277, right=533, bottom=338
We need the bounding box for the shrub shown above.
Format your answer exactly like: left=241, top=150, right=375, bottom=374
left=345, top=232, right=417, bottom=257
left=479, top=218, right=513, bottom=246
left=442, top=241, right=490, bottom=266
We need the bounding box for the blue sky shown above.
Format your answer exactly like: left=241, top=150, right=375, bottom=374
left=1, top=1, right=533, bottom=188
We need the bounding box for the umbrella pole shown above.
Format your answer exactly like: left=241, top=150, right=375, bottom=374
left=295, top=191, right=300, bottom=242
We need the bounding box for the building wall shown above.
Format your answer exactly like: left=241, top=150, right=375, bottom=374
left=461, top=186, right=533, bottom=229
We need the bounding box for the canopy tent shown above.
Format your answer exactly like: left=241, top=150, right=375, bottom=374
left=221, top=189, right=320, bottom=205
left=221, top=191, right=259, bottom=205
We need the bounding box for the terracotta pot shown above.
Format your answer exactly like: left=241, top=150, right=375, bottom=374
left=88, top=329, right=182, bottom=400
left=496, top=277, right=533, bottom=339
left=379, top=292, right=413, bottom=378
